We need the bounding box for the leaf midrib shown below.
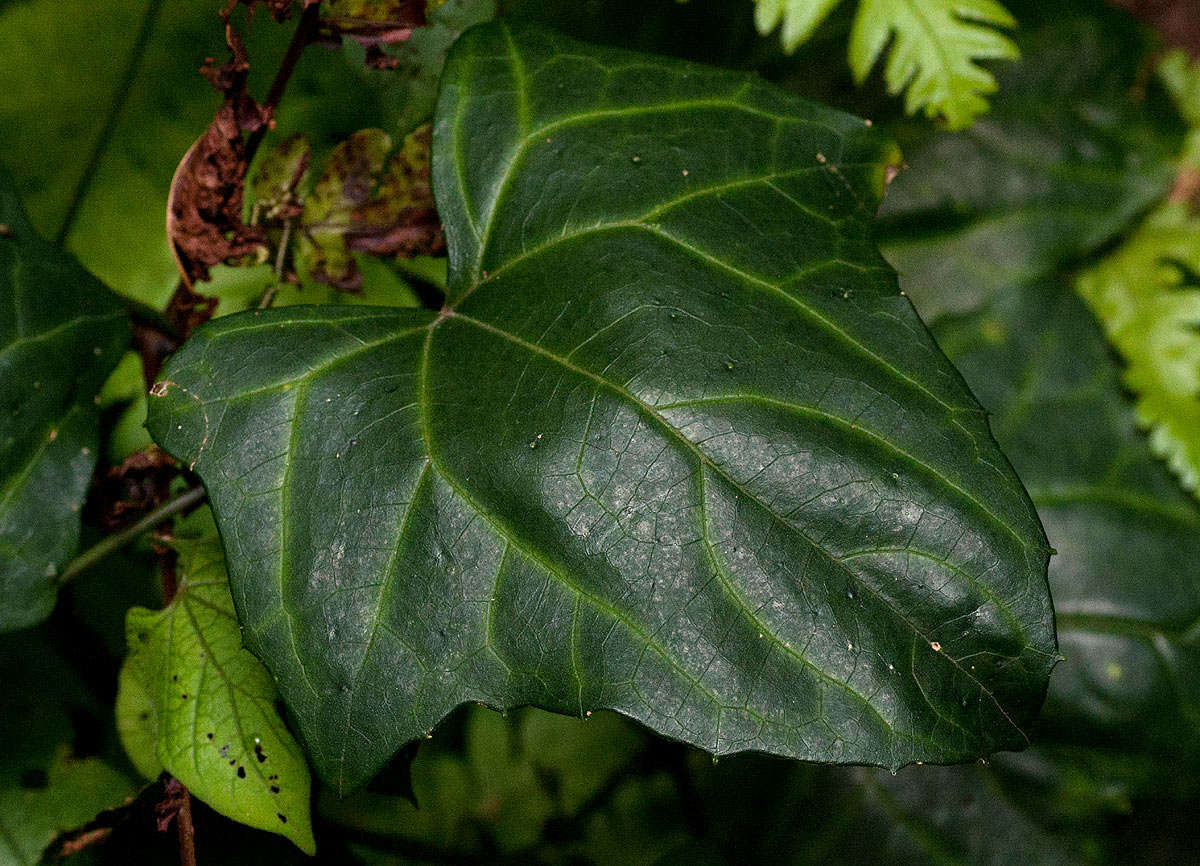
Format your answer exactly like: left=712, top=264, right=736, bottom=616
left=433, top=310, right=1035, bottom=743
left=412, top=323, right=931, bottom=757
left=193, top=300, right=1040, bottom=762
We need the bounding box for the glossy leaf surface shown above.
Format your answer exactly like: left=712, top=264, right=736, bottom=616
left=0, top=177, right=128, bottom=632
left=116, top=514, right=316, bottom=853
left=150, top=22, right=1055, bottom=791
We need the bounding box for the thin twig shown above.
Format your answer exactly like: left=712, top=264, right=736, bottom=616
left=258, top=218, right=293, bottom=308
left=176, top=785, right=197, bottom=866
left=57, top=487, right=207, bottom=584
left=55, top=0, right=167, bottom=246
left=244, top=2, right=323, bottom=165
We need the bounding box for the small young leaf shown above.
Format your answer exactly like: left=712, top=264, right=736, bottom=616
left=116, top=513, right=316, bottom=854
left=1074, top=204, right=1200, bottom=498
left=0, top=174, right=129, bottom=632
left=149, top=23, right=1055, bottom=792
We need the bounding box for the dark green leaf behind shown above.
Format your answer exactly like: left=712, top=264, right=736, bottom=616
left=0, top=176, right=128, bottom=632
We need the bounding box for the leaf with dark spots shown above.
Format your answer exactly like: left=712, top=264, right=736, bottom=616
left=166, top=27, right=268, bottom=288
left=250, top=133, right=312, bottom=223
left=298, top=128, right=392, bottom=289
left=149, top=23, right=1056, bottom=793
left=115, top=510, right=315, bottom=853
left=346, top=123, right=445, bottom=259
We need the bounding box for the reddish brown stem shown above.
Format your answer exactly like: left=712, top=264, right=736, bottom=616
left=176, top=786, right=197, bottom=866
left=245, top=2, right=322, bottom=164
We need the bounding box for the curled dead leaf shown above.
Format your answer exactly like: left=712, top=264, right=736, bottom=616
left=166, top=26, right=268, bottom=288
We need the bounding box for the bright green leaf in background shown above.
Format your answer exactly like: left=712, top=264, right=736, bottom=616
left=753, top=0, right=1019, bottom=129
left=149, top=22, right=1056, bottom=793
left=1074, top=204, right=1200, bottom=498
left=0, top=176, right=128, bottom=632
left=116, top=512, right=315, bottom=854
left=1070, top=50, right=1200, bottom=500
left=0, top=0, right=413, bottom=312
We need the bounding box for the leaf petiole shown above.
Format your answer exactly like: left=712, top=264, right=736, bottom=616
left=57, top=486, right=207, bottom=584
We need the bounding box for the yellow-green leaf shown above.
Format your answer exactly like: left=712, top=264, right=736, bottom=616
left=116, top=514, right=316, bottom=854
left=753, top=0, right=844, bottom=52
left=850, top=0, right=1017, bottom=130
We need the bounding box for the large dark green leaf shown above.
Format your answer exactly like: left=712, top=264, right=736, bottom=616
left=0, top=176, right=128, bottom=632
left=877, top=12, right=1185, bottom=320
left=149, top=22, right=1055, bottom=791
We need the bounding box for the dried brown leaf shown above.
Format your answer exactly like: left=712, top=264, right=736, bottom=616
left=166, top=27, right=268, bottom=287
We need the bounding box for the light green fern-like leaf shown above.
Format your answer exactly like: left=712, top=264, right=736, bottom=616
left=754, top=0, right=844, bottom=51
left=754, top=0, right=1018, bottom=130
left=1075, top=203, right=1200, bottom=497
